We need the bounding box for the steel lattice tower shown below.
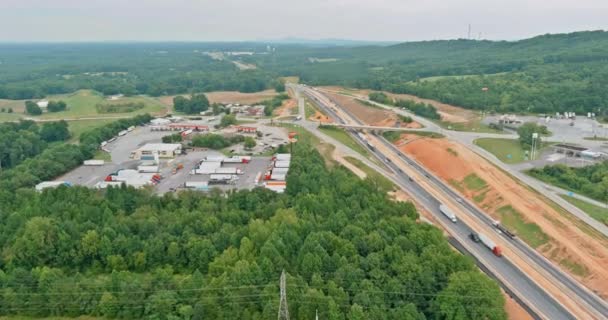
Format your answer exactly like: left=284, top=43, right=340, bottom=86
left=278, top=270, right=290, bottom=320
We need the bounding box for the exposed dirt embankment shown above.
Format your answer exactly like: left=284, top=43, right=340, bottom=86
left=324, top=91, right=422, bottom=128
left=394, top=133, right=608, bottom=297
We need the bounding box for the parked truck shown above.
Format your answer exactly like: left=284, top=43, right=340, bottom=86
left=470, top=232, right=502, bottom=257
left=274, top=154, right=291, bottom=161
left=439, top=204, right=457, bottom=223
left=209, top=174, right=238, bottom=184
left=184, top=181, right=209, bottom=191
left=493, top=221, right=516, bottom=239
left=214, top=167, right=242, bottom=175
left=84, top=159, right=105, bottom=166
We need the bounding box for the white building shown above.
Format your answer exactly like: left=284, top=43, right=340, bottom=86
left=37, top=100, right=49, bottom=109
left=133, top=143, right=182, bottom=160
left=151, top=118, right=171, bottom=126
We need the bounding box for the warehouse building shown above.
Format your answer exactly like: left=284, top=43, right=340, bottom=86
left=132, top=143, right=182, bottom=160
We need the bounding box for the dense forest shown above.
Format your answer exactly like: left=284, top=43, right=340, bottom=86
left=528, top=161, right=608, bottom=205
left=3, top=31, right=608, bottom=116
left=0, top=43, right=274, bottom=99
left=0, top=122, right=506, bottom=319
left=250, top=31, right=608, bottom=115
left=0, top=120, right=70, bottom=169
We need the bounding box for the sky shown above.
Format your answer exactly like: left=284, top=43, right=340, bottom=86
left=1, top=0, right=607, bottom=42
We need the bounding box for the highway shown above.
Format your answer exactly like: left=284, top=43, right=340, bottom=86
left=316, top=87, right=608, bottom=240
left=292, top=84, right=608, bottom=320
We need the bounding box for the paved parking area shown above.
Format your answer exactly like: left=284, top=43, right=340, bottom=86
left=164, top=156, right=271, bottom=193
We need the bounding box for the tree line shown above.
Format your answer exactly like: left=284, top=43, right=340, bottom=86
left=528, top=161, right=608, bottom=208
left=0, top=120, right=70, bottom=170
left=368, top=92, right=441, bottom=120
left=0, top=140, right=506, bottom=319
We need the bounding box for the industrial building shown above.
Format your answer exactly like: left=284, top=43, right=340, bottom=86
left=132, top=143, right=182, bottom=160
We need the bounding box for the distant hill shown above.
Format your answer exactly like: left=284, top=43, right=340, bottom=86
left=254, top=30, right=608, bottom=115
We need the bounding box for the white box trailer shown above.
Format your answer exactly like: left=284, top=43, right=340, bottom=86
left=214, top=167, right=243, bottom=175
left=274, top=161, right=291, bottom=168
left=270, top=173, right=286, bottom=181
left=223, top=156, right=252, bottom=163
left=272, top=167, right=289, bottom=174
left=192, top=162, right=222, bottom=174
left=439, top=204, right=457, bottom=223
left=209, top=174, right=238, bottom=184
left=84, top=159, right=105, bottom=166
left=205, top=156, right=225, bottom=162
left=265, top=185, right=286, bottom=193
left=274, top=154, right=291, bottom=161
left=185, top=181, right=210, bottom=191
left=138, top=165, right=159, bottom=173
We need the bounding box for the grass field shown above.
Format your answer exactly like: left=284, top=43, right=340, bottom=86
left=462, top=173, right=488, bottom=191
left=67, top=119, right=117, bottom=142
left=438, top=119, right=504, bottom=133
left=497, top=205, right=550, bottom=248
left=304, top=98, right=321, bottom=118
left=344, top=156, right=395, bottom=191
left=560, top=195, right=608, bottom=225
left=19, top=90, right=167, bottom=120
left=318, top=126, right=370, bottom=157
left=475, top=138, right=548, bottom=164
left=383, top=130, right=445, bottom=142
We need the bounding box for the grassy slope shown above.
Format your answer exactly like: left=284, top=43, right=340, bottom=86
left=560, top=195, right=608, bottom=225
left=475, top=138, right=551, bottom=164
left=344, top=156, right=395, bottom=191
left=67, top=119, right=117, bottom=142
left=32, top=90, right=166, bottom=120
left=318, top=126, right=369, bottom=157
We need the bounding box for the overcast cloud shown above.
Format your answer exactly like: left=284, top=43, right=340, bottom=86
left=1, top=0, right=607, bottom=42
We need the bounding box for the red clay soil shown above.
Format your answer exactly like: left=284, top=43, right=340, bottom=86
left=396, top=134, right=608, bottom=298
left=324, top=91, right=422, bottom=128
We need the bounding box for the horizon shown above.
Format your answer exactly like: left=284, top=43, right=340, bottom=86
left=0, top=29, right=605, bottom=45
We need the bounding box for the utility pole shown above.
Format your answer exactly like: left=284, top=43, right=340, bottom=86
left=278, top=270, right=290, bottom=320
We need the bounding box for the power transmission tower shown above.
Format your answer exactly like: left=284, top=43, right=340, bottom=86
left=278, top=270, right=290, bottom=320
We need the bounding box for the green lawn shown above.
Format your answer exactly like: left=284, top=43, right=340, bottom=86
left=17, top=90, right=167, bottom=120
left=304, top=98, right=322, bottom=118
left=318, top=126, right=370, bottom=157
left=475, top=138, right=548, bottom=164
left=462, top=173, right=488, bottom=191
left=560, top=195, right=608, bottom=225
left=67, top=119, right=117, bottom=142
left=438, top=119, right=504, bottom=133
left=497, top=205, right=550, bottom=248
left=344, top=156, right=395, bottom=191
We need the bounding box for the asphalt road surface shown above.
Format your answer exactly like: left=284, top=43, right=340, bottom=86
left=294, top=84, right=608, bottom=320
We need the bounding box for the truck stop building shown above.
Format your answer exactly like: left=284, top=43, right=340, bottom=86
left=133, top=143, right=182, bottom=159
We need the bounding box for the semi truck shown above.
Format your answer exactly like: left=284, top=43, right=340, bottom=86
left=493, top=221, right=516, bottom=239
left=470, top=232, right=502, bottom=257
left=209, top=174, right=238, bottom=184
left=272, top=167, right=289, bottom=174
left=439, top=204, right=457, bottom=223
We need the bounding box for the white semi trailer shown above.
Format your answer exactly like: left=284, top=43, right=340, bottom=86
left=439, top=204, right=457, bottom=223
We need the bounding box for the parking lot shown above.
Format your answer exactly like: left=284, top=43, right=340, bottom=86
left=57, top=123, right=279, bottom=193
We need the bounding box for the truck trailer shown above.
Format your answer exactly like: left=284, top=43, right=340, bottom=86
left=184, top=181, right=210, bottom=191
left=214, top=167, right=242, bottom=175
left=273, top=154, right=291, bottom=161
left=471, top=233, right=502, bottom=257
left=83, top=159, right=105, bottom=166
left=209, top=174, right=238, bottom=184
left=439, top=204, right=457, bottom=223
left=274, top=160, right=291, bottom=168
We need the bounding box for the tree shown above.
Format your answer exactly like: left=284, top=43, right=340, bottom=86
left=47, top=100, right=67, bottom=112
left=173, top=94, right=210, bottom=114
left=220, top=114, right=237, bottom=127
left=8, top=107, right=13, bottom=113
left=25, top=101, right=42, bottom=115
left=274, top=81, right=286, bottom=92
left=244, top=137, right=256, bottom=150
left=517, top=122, right=546, bottom=148
left=434, top=271, right=506, bottom=320
left=39, top=120, right=71, bottom=142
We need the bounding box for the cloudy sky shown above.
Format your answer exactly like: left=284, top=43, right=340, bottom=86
left=1, top=0, right=607, bottom=42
